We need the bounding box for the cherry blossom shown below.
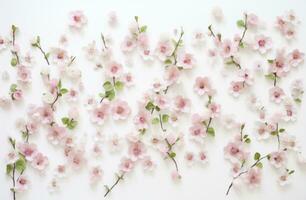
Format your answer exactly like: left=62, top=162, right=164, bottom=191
left=111, top=100, right=131, bottom=120
left=69, top=10, right=87, bottom=29
left=244, top=168, right=262, bottom=188
left=253, top=35, right=272, bottom=54
left=269, top=151, right=287, bottom=168
left=119, top=157, right=134, bottom=173
left=269, top=86, right=285, bottom=103
left=194, top=76, right=213, bottom=96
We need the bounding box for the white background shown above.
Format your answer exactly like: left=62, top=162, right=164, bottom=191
left=1, top=0, right=306, bottom=200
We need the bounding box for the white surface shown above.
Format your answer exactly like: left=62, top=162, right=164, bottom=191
left=1, top=0, right=306, bottom=200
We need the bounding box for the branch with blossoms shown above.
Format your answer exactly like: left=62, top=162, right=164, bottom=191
left=49, top=80, right=68, bottom=110
left=10, top=25, right=20, bottom=66
left=144, top=100, right=181, bottom=172
left=31, top=36, right=50, bottom=65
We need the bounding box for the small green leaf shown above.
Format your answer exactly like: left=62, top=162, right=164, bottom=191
left=103, top=81, right=113, bottom=91
left=265, top=74, right=275, bottom=80
left=11, top=58, right=17, bottom=66
left=140, top=25, right=147, bottom=33
left=267, top=59, right=274, bottom=64
left=145, top=101, right=155, bottom=111
left=279, top=128, right=285, bottom=133
left=162, top=114, right=169, bottom=123
left=254, top=152, right=261, bottom=160
left=10, top=84, right=17, bottom=92
left=151, top=117, right=159, bottom=125
left=60, top=88, right=68, bottom=94
left=256, top=162, right=263, bottom=169
left=155, top=106, right=160, bottom=112
left=67, top=119, right=78, bottom=130
left=134, top=16, right=139, bottom=22
left=15, top=158, right=26, bottom=172
left=239, top=42, right=245, bottom=48
left=207, top=127, right=215, bottom=137
left=114, top=81, right=124, bottom=91
left=288, top=170, right=295, bottom=175
left=105, top=89, right=115, bottom=101
left=6, top=164, right=13, bottom=175
left=164, top=59, right=172, bottom=65
left=57, top=80, right=62, bottom=89
left=236, top=19, right=245, bottom=28
left=271, top=130, right=278, bottom=136
left=61, top=117, right=69, bottom=125
left=169, top=152, right=176, bottom=158
left=294, top=98, right=302, bottom=103
left=244, top=138, right=251, bottom=144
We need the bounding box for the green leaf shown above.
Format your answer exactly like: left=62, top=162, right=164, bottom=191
left=294, top=98, right=302, bottom=103
left=254, top=152, right=261, bottom=160
left=162, top=114, right=169, bottom=123
left=151, top=117, right=159, bottom=125
left=256, top=162, right=263, bottom=169
left=15, top=158, right=26, bottom=172
left=288, top=170, right=295, bottom=175
left=207, top=127, right=215, bottom=137
left=239, top=42, right=245, bottom=48
left=11, top=58, right=17, bottom=66
left=169, top=152, right=176, bottom=158
left=164, top=59, right=172, bottom=65
left=57, top=80, right=62, bottom=89
left=265, top=74, right=275, bottom=80
left=279, top=128, right=285, bottom=133
left=105, top=89, right=115, bottom=101
left=10, top=84, right=17, bottom=92
left=114, top=81, right=124, bottom=91
left=67, top=119, right=78, bottom=130
left=271, top=130, right=278, bottom=136
left=60, top=88, right=68, bottom=94
left=12, top=25, right=18, bottom=32
left=103, top=81, right=113, bottom=91
left=140, top=25, right=147, bottom=33
left=6, top=164, right=13, bottom=175
left=145, top=101, right=155, bottom=111
left=267, top=59, right=274, bottom=64
left=134, top=16, right=139, bottom=22
left=236, top=19, right=245, bottom=28
left=61, top=117, right=69, bottom=125
left=244, top=138, right=251, bottom=144
left=155, top=106, right=160, bottom=112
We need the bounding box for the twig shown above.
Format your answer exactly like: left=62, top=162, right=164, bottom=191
left=50, top=92, right=59, bottom=110
left=230, top=56, right=241, bottom=69
left=238, top=14, right=248, bottom=47
left=101, top=33, right=108, bottom=49
left=104, top=173, right=125, bottom=197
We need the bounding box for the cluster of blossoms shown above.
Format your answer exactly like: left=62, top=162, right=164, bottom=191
left=1, top=8, right=305, bottom=200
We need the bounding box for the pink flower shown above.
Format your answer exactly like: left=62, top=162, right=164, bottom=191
left=18, top=143, right=37, bottom=161
left=108, top=134, right=124, bottom=152
left=90, top=166, right=103, bottom=184
left=224, top=141, right=247, bottom=163
left=128, top=141, right=146, bottom=161
left=185, top=152, right=195, bottom=166
left=208, top=103, right=221, bottom=118
left=17, top=65, right=31, bottom=83
left=269, top=151, right=287, bottom=168
left=68, top=149, right=86, bottom=169
left=198, top=151, right=208, bottom=164
left=121, top=36, right=136, bottom=53
left=253, top=35, right=272, bottom=54
left=229, top=81, right=244, bottom=97
left=288, top=49, right=304, bottom=67
left=247, top=13, right=260, bottom=28
left=134, top=110, right=150, bottom=129
left=154, top=95, right=169, bottom=110
left=173, top=95, right=190, bottom=113
left=282, top=103, right=297, bottom=122
left=47, top=124, right=66, bottom=145
left=55, top=164, right=67, bottom=178
left=291, top=79, right=304, bottom=100
left=108, top=11, right=118, bottom=27
left=189, top=124, right=206, bottom=138
left=31, top=152, right=49, bottom=171
left=105, top=61, right=123, bottom=78
left=177, top=52, right=196, bottom=69
left=91, top=103, right=109, bottom=125
left=164, top=65, right=180, bottom=85
left=255, top=122, right=270, bottom=140
left=111, top=100, right=131, bottom=120
left=220, top=39, right=237, bottom=58
left=238, top=69, right=254, bottom=86
left=16, top=175, right=29, bottom=191
left=281, top=134, right=298, bottom=151
left=278, top=171, right=291, bottom=186
left=269, top=86, right=285, bottom=103
left=119, top=157, right=134, bottom=173
left=245, top=168, right=261, bottom=187
left=155, top=38, right=173, bottom=61
left=37, top=105, right=54, bottom=124
left=194, top=77, right=213, bottom=96
left=269, top=49, right=290, bottom=77
left=51, top=48, right=69, bottom=65
left=123, top=73, right=134, bottom=87
left=142, top=156, right=156, bottom=171
left=12, top=89, right=23, bottom=101
left=69, top=10, right=87, bottom=29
